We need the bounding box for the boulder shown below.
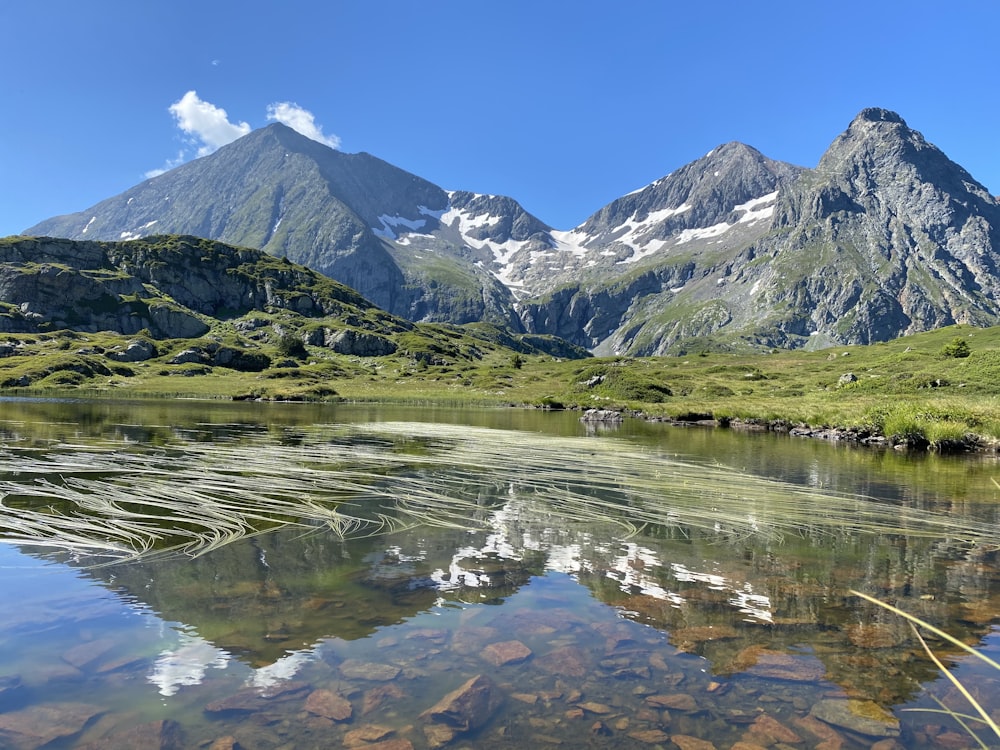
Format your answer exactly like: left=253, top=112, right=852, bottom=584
left=304, top=689, right=352, bottom=722
left=169, top=348, right=205, bottom=365
left=327, top=328, right=397, bottom=357
left=810, top=698, right=900, bottom=738
left=106, top=338, right=157, bottom=362
left=419, top=674, right=501, bottom=736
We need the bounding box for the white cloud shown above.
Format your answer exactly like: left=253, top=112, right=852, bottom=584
left=146, top=93, right=339, bottom=179
left=144, top=150, right=186, bottom=179
left=266, top=102, right=341, bottom=149
left=169, top=90, right=251, bottom=157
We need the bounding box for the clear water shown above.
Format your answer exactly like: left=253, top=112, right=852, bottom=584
left=1, top=398, right=999, bottom=749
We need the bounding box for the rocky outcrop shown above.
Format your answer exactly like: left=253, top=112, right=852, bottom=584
left=0, top=235, right=371, bottom=339
left=167, top=344, right=270, bottom=371
left=105, top=338, right=157, bottom=362
left=325, top=328, right=397, bottom=357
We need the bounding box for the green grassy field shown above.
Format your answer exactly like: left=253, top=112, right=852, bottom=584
left=2, top=322, right=999, bottom=448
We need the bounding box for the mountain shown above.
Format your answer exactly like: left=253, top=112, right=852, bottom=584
left=24, top=109, right=1000, bottom=353
left=26, top=124, right=535, bottom=328
left=518, top=109, right=1000, bottom=353
left=514, top=143, right=804, bottom=351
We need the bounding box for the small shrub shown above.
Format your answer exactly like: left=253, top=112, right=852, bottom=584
left=941, top=337, right=971, bottom=358
left=276, top=332, right=308, bottom=360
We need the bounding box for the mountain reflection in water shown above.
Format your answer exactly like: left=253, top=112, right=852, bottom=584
left=0, top=399, right=999, bottom=749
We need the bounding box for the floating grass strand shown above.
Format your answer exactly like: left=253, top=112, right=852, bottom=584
left=852, top=590, right=1000, bottom=746
left=2, top=422, right=999, bottom=563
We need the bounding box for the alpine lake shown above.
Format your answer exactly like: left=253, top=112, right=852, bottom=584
left=1, top=398, right=999, bottom=750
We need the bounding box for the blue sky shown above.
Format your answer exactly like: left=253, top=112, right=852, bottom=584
left=3, top=1, right=998, bottom=236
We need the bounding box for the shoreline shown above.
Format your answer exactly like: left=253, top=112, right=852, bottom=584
left=580, top=407, right=994, bottom=454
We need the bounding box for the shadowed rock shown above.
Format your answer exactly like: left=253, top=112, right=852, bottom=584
left=420, top=673, right=501, bottom=746
left=0, top=702, right=104, bottom=750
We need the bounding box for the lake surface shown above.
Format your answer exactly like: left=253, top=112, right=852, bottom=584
left=1, top=398, right=999, bottom=749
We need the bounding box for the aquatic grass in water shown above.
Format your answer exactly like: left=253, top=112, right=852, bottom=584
left=1, top=422, right=998, bottom=562
left=852, top=590, right=1000, bottom=749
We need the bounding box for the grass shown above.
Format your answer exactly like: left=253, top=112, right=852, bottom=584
left=5, top=321, right=1000, bottom=446
left=852, top=590, right=1000, bottom=748
left=3, top=421, right=999, bottom=563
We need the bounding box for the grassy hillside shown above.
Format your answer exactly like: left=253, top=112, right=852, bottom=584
left=2, top=318, right=999, bottom=447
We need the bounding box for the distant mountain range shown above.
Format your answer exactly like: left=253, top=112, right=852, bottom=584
left=26, top=108, right=1000, bottom=353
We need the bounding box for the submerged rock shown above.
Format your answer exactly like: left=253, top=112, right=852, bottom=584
left=482, top=639, right=532, bottom=667
left=420, top=673, right=502, bottom=745
left=535, top=646, right=589, bottom=677
left=304, top=688, right=353, bottom=721
left=76, top=719, right=183, bottom=750
left=628, top=728, right=672, bottom=744
left=340, top=659, right=401, bottom=681
left=0, top=702, right=104, bottom=750
left=669, top=735, right=716, bottom=750
left=343, top=724, right=395, bottom=745
left=204, top=681, right=309, bottom=713
left=363, top=683, right=407, bottom=715
left=61, top=638, right=117, bottom=670
left=732, top=645, right=827, bottom=682
left=645, top=693, right=698, bottom=712
left=810, top=698, right=901, bottom=738
left=746, top=713, right=802, bottom=744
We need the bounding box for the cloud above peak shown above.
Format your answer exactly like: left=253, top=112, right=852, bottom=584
left=169, top=90, right=251, bottom=157
left=266, top=102, right=341, bottom=149
left=146, top=92, right=340, bottom=180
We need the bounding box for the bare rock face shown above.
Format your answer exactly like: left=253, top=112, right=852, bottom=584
left=0, top=235, right=370, bottom=340
left=23, top=124, right=521, bottom=327
left=752, top=107, right=1000, bottom=347
left=327, top=328, right=398, bottom=357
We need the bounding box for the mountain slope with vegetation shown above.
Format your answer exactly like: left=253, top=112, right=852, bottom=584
left=1, top=235, right=998, bottom=451
left=26, top=109, right=1000, bottom=356
left=26, top=124, right=524, bottom=328
left=0, top=235, right=587, bottom=398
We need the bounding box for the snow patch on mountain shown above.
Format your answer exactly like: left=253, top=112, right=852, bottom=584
left=373, top=214, right=427, bottom=240
left=674, top=190, right=777, bottom=245
left=119, top=220, right=159, bottom=241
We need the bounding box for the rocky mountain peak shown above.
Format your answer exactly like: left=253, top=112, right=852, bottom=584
left=852, top=107, right=906, bottom=125
left=574, top=141, right=801, bottom=243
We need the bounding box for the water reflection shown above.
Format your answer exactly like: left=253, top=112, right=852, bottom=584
left=1, top=399, right=999, bottom=749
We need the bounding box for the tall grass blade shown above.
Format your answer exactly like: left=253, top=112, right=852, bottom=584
left=852, top=589, right=1000, bottom=743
